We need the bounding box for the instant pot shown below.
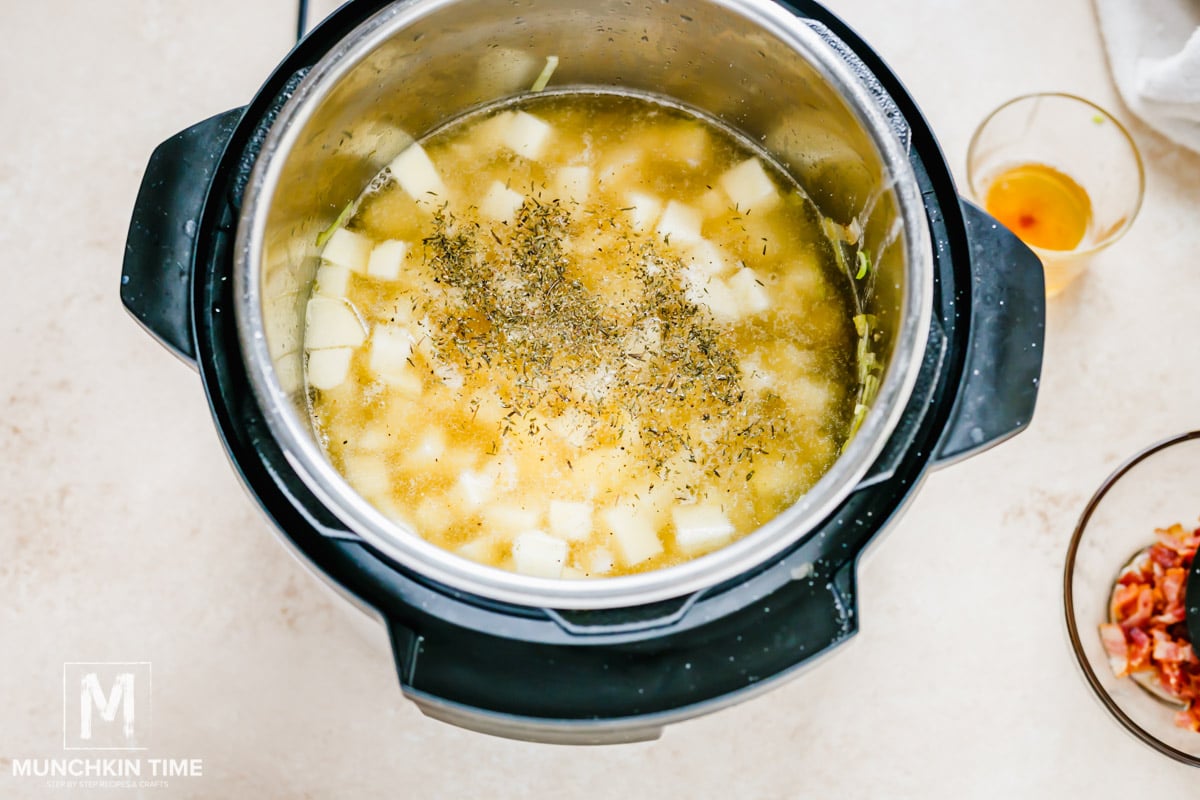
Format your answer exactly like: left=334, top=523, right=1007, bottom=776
left=121, top=0, right=1044, bottom=743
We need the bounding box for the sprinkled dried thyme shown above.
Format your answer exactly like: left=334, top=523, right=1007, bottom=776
left=418, top=195, right=784, bottom=478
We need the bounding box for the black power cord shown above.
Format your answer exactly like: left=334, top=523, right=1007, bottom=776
left=296, top=0, right=310, bottom=42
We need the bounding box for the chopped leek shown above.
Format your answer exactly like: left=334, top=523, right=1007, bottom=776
left=855, top=250, right=870, bottom=280
left=316, top=201, right=356, bottom=248
left=530, top=55, right=559, bottom=92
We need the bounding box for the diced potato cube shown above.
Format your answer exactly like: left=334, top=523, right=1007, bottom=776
left=472, top=110, right=516, bottom=150
left=315, top=263, right=351, bottom=297
left=414, top=494, right=454, bottom=535
left=341, top=452, right=392, bottom=499
left=656, top=200, right=703, bottom=245
left=321, top=228, right=373, bottom=274
left=672, top=504, right=735, bottom=555
left=781, top=375, right=834, bottom=417
left=739, top=356, right=774, bottom=393
left=548, top=500, right=593, bottom=541
left=480, top=180, right=525, bottom=223
left=599, top=150, right=641, bottom=185
left=501, top=111, right=553, bottom=161
left=304, top=297, right=365, bottom=349
left=274, top=351, right=303, bottom=395
left=561, top=567, right=588, bottom=579
left=683, top=274, right=739, bottom=322
left=601, top=504, right=663, bottom=566
left=545, top=407, right=593, bottom=448
left=512, top=530, right=568, bottom=578
left=481, top=454, right=519, bottom=492
left=587, top=547, right=615, bottom=575
left=685, top=240, right=729, bottom=277
left=719, top=157, right=780, bottom=213
left=369, top=326, right=417, bottom=388
left=698, top=188, right=729, bottom=218
left=483, top=504, right=542, bottom=536
left=457, top=469, right=495, bottom=507
left=367, top=239, right=409, bottom=280
left=552, top=165, right=591, bottom=204
left=306, top=347, right=353, bottom=390
left=389, top=143, right=447, bottom=205
left=456, top=534, right=508, bottom=565
left=625, top=192, right=662, bottom=232
left=728, top=266, right=771, bottom=315
left=405, top=429, right=446, bottom=468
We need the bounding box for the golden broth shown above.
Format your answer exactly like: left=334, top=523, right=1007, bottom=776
left=302, top=91, right=856, bottom=579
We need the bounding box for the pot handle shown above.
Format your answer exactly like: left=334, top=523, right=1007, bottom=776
left=121, top=108, right=244, bottom=365
left=932, top=201, right=1045, bottom=466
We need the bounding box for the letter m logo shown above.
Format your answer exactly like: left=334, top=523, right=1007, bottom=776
left=63, top=662, right=152, bottom=750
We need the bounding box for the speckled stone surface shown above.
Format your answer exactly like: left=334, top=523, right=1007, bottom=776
left=1, top=0, right=1198, bottom=796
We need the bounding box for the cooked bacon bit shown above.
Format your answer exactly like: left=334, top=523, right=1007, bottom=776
left=1101, top=623, right=1129, bottom=677
left=1101, top=521, right=1200, bottom=731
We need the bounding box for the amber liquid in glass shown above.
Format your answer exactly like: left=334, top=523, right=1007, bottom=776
left=984, top=163, right=1092, bottom=251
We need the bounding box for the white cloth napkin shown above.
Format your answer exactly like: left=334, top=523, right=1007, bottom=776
left=1095, top=0, right=1200, bottom=152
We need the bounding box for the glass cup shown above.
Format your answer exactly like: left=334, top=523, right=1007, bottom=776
left=967, top=93, right=1144, bottom=297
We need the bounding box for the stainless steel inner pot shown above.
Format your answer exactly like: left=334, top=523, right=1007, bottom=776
left=234, top=0, right=932, bottom=609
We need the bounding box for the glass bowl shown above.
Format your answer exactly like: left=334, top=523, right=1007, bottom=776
left=1064, top=430, right=1200, bottom=766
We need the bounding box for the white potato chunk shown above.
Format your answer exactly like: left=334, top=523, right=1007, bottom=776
left=501, top=111, right=553, bottom=161
left=552, top=165, right=591, bottom=204
left=274, top=351, right=303, bottom=395
left=315, top=263, right=351, bottom=298
left=304, top=297, right=365, bottom=349
left=545, top=406, right=594, bottom=448
left=457, top=469, right=495, bottom=507
left=548, top=500, right=593, bottom=541
left=321, top=228, right=372, bottom=274
left=480, top=180, right=525, bottom=223
left=367, top=240, right=409, bottom=280
left=739, top=356, right=774, bottom=393
left=512, top=530, right=568, bottom=578
left=656, top=200, right=703, bottom=245
left=683, top=274, right=739, bottom=322
left=306, top=348, right=352, bottom=390
left=698, top=187, right=729, bottom=218
left=728, top=266, right=771, bottom=315
left=672, top=504, right=735, bottom=555
left=472, top=111, right=516, bottom=150
left=456, top=534, right=508, bottom=565
left=587, top=547, right=615, bottom=575
left=341, top=452, right=392, bottom=499
left=414, top=494, right=454, bottom=535
left=483, top=504, right=542, bottom=536
left=625, top=192, right=662, bottom=232
left=368, top=326, right=414, bottom=382
left=685, top=240, right=729, bottom=277
left=602, top=504, right=663, bottom=566
left=389, top=143, right=447, bottom=205
left=719, top=157, right=780, bottom=213
left=405, top=429, right=446, bottom=468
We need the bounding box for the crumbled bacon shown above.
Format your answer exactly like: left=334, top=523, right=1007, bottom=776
left=1101, top=522, right=1200, bottom=731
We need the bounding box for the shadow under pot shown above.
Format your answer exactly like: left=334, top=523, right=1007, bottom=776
left=120, top=0, right=1045, bottom=744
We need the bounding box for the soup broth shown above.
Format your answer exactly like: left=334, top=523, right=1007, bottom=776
left=302, top=91, right=857, bottom=579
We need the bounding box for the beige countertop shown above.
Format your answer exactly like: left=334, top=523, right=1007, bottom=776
left=2, top=0, right=1199, bottom=796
